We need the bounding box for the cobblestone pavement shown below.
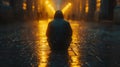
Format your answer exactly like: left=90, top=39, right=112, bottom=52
left=0, top=20, right=120, bottom=67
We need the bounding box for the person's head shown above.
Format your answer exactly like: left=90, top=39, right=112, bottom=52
left=54, top=10, right=64, bottom=19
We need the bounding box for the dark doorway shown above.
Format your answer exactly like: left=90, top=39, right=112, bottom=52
left=108, top=0, right=116, bottom=20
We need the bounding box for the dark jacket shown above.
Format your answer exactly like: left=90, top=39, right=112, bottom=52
left=46, top=19, right=72, bottom=42
left=46, top=10, right=72, bottom=51
left=46, top=19, right=72, bottom=50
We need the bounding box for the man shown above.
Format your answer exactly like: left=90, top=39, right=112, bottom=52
left=46, top=10, right=72, bottom=52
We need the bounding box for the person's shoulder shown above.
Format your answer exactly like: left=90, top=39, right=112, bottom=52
left=48, top=20, right=54, bottom=24
left=63, top=20, right=70, bottom=24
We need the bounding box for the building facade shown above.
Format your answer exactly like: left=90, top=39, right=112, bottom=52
left=114, top=0, right=120, bottom=23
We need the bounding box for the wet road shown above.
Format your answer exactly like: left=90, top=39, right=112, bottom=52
left=0, top=19, right=120, bottom=67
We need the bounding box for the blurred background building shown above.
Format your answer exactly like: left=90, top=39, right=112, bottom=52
left=0, top=0, right=120, bottom=24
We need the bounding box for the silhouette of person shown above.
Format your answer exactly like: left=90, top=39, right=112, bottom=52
left=46, top=10, right=72, bottom=52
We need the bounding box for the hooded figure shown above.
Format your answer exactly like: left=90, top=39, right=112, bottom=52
left=46, top=10, right=72, bottom=52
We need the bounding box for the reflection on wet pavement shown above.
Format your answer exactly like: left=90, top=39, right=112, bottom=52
left=36, top=19, right=82, bottom=67
left=1, top=19, right=120, bottom=67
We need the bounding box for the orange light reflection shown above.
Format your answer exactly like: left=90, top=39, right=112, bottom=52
left=37, top=19, right=51, bottom=67
left=45, top=0, right=55, bottom=17
left=96, top=0, right=101, bottom=11
left=62, top=3, right=72, bottom=13
left=22, top=2, right=27, bottom=10
left=85, top=0, right=89, bottom=13
left=36, top=19, right=81, bottom=67
left=69, top=21, right=81, bottom=67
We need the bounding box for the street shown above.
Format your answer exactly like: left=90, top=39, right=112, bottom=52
left=0, top=19, right=120, bottom=67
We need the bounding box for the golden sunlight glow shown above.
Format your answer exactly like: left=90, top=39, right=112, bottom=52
left=22, top=2, right=27, bottom=10
left=37, top=20, right=50, bottom=67
left=45, top=0, right=55, bottom=15
left=36, top=20, right=81, bottom=67
left=85, top=0, right=89, bottom=13
left=45, top=0, right=49, bottom=4
left=69, top=22, right=81, bottom=67
left=37, top=20, right=49, bottom=41
left=38, top=63, right=47, bottom=67
left=32, top=5, right=35, bottom=11
left=70, top=56, right=81, bottom=67
left=96, top=0, right=101, bottom=11
left=62, top=3, right=72, bottom=13
left=85, top=7, right=88, bottom=13
left=48, top=4, right=55, bottom=13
